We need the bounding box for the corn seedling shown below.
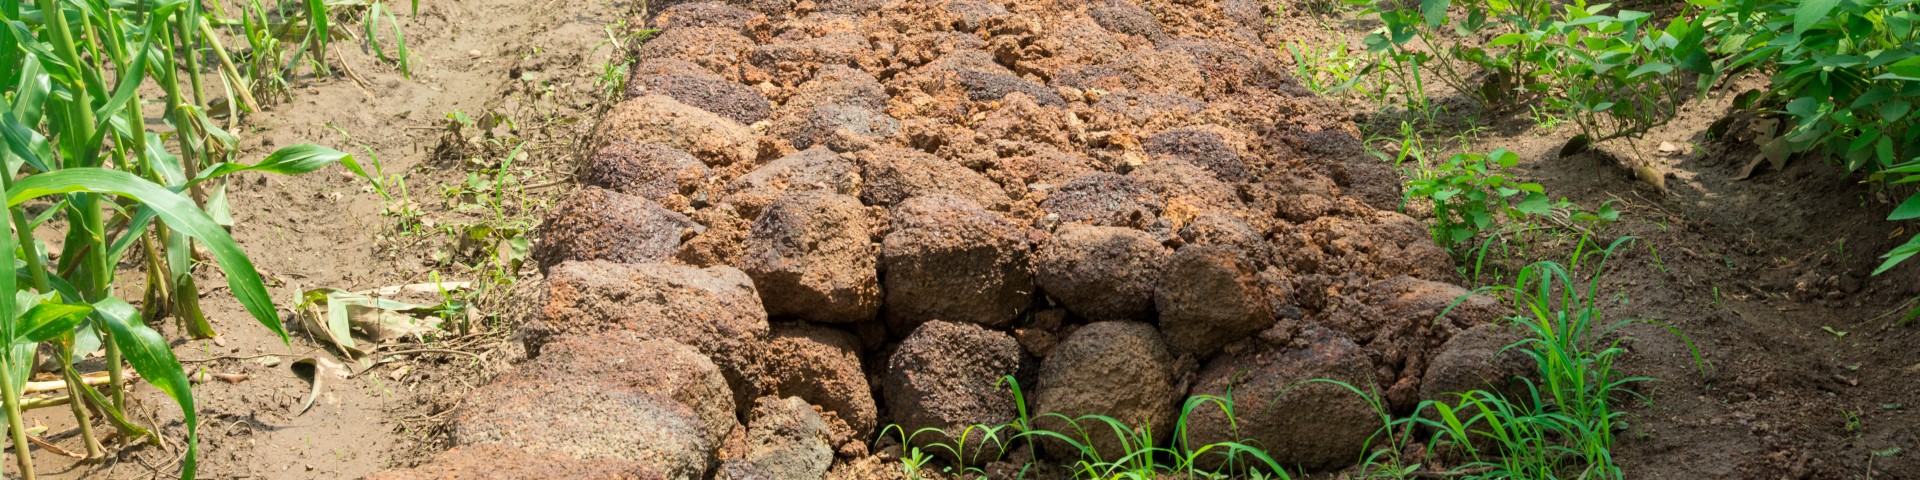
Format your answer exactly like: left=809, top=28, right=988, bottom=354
left=1, top=0, right=367, bottom=477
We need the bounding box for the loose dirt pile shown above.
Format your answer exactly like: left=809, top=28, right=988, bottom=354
left=368, top=1, right=1518, bottom=477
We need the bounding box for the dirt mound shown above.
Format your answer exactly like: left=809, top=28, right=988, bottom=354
left=378, top=0, right=1509, bottom=476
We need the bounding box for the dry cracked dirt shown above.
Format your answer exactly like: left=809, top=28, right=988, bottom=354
left=369, top=0, right=1530, bottom=478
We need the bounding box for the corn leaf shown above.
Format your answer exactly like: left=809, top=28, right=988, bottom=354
left=191, top=143, right=361, bottom=185
left=6, top=168, right=288, bottom=342
left=16, top=301, right=91, bottom=344
left=94, top=298, right=197, bottom=480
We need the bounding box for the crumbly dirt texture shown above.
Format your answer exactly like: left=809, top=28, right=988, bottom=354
left=38, top=0, right=1920, bottom=477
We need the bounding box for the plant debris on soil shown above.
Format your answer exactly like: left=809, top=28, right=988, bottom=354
left=23, top=0, right=1920, bottom=479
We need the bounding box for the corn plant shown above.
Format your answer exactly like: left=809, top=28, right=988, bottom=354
left=1, top=0, right=364, bottom=477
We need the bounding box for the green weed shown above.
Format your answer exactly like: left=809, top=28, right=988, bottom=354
left=881, top=377, right=1293, bottom=479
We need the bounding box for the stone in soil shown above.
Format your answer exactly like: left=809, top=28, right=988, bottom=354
left=723, top=146, right=861, bottom=219
left=760, top=323, right=877, bottom=450
left=1088, top=0, right=1168, bottom=43
left=526, top=261, right=769, bottom=404
left=362, top=444, right=665, bottom=480
left=1184, top=327, right=1379, bottom=473
left=1030, top=321, right=1177, bottom=461
left=581, top=141, right=709, bottom=207
left=881, top=195, right=1034, bottom=330
left=596, top=94, right=758, bottom=166
left=1040, top=172, right=1165, bottom=230
left=453, top=375, right=713, bottom=479
left=739, top=191, right=880, bottom=323
left=629, top=74, right=773, bottom=125
left=532, top=186, right=697, bottom=270
left=882, top=320, right=1023, bottom=466
left=744, top=396, right=835, bottom=480
left=715, top=459, right=777, bottom=480
left=524, top=333, right=737, bottom=448
left=1156, top=244, right=1276, bottom=356
left=1144, top=125, right=1251, bottom=183
left=1421, top=323, right=1535, bottom=410
left=634, top=26, right=756, bottom=80
left=1034, top=224, right=1167, bottom=322
left=655, top=2, right=766, bottom=36
left=855, top=146, right=1009, bottom=210
left=752, top=31, right=870, bottom=86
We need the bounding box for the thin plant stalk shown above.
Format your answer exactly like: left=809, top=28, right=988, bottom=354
left=0, top=360, right=33, bottom=480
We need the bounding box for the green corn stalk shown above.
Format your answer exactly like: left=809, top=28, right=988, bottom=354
left=0, top=0, right=372, bottom=477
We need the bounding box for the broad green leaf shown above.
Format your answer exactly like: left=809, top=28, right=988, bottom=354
left=1516, top=192, right=1552, bottom=216
left=1796, top=0, right=1841, bottom=34
left=1891, top=191, right=1920, bottom=221
left=1883, top=101, right=1913, bottom=122
left=1421, top=0, right=1450, bottom=28
left=7, top=169, right=288, bottom=342
left=1489, top=32, right=1529, bottom=47
left=95, top=298, right=197, bottom=480
left=1627, top=61, right=1673, bottom=78
left=15, top=301, right=91, bottom=345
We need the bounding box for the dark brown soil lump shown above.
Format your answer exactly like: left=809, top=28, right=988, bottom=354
left=1145, top=126, right=1251, bottom=183
left=635, top=27, right=756, bottom=80
left=856, top=146, right=1009, bottom=210
left=788, top=104, right=901, bottom=151
left=952, top=70, right=1066, bottom=106
left=532, top=187, right=697, bottom=269
left=882, top=320, right=1023, bottom=465
left=581, top=141, right=708, bottom=206
left=1030, top=321, right=1176, bottom=461
left=453, top=375, right=714, bottom=478
left=740, top=191, right=880, bottom=323
left=1040, top=173, right=1165, bottom=229
left=761, top=323, right=877, bottom=450
left=528, top=261, right=769, bottom=399
left=1155, top=244, right=1275, bottom=356
left=596, top=94, right=757, bottom=166
left=723, top=146, right=861, bottom=219
left=1184, top=327, right=1379, bottom=473
left=628, top=74, right=772, bottom=125
left=1034, top=224, right=1166, bottom=322
left=752, top=31, right=870, bottom=85
left=1421, top=323, right=1534, bottom=406
left=881, top=195, right=1034, bottom=330
left=656, top=2, right=766, bottom=35
left=1088, top=0, right=1168, bottom=43
left=743, top=396, right=835, bottom=479
left=363, top=444, right=666, bottom=480
left=524, top=334, right=736, bottom=448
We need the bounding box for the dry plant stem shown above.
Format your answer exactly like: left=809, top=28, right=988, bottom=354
left=23, top=371, right=120, bottom=395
